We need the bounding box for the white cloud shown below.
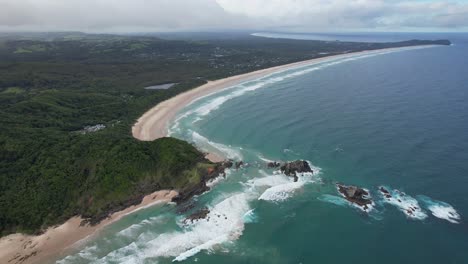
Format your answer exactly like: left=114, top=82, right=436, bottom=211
left=0, top=0, right=467, bottom=32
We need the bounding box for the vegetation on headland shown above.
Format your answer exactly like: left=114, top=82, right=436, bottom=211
left=0, top=32, right=451, bottom=236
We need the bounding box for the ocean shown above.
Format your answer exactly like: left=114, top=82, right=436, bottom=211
left=57, top=33, right=468, bottom=264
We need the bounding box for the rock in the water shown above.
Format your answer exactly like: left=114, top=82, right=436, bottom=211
left=222, top=160, right=234, bottom=169
left=379, top=186, right=392, bottom=199
left=184, top=207, right=210, bottom=224
left=337, top=184, right=373, bottom=210
left=280, top=160, right=313, bottom=181
left=235, top=161, right=244, bottom=169
left=267, top=161, right=281, bottom=168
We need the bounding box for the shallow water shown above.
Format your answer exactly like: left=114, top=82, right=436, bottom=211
left=58, top=33, right=468, bottom=264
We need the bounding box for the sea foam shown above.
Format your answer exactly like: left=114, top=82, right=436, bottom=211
left=379, top=186, right=427, bottom=220
left=191, top=131, right=243, bottom=160
left=143, top=193, right=251, bottom=262
left=417, top=195, right=461, bottom=224
left=250, top=162, right=321, bottom=203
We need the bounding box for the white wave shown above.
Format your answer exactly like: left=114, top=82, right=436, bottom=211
left=417, top=195, right=461, bottom=224
left=258, top=156, right=275, bottom=163
left=94, top=242, right=142, bottom=264
left=258, top=181, right=305, bottom=202
left=180, top=49, right=403, bottom=121
left=243, top=209, right=258, bottom=223
left=140, top=193, right=250, bottom=262
left=246, top=170, right=292, bottom=188
left=251, top=162, right=321, bottom=203
left=117, top=224, right=142, bottom=239
left=191, top=131, right=243, bottom=160
left=206, top=169, right=231, bottom=188
left=379, top=186, right=427, bottom=220
left=56, top=244, right=100, bottom=263
left=116, top=215, right=168, bottom=239
left=352, top=200, right=375, bottom=213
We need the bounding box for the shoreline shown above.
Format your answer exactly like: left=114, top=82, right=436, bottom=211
left=0, top=45, right=436, bottom=264
left=0, top=190, right=178, bottom=264
left=132, top=45, right=434, bottom=157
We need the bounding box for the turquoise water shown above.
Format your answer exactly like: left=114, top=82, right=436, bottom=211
left=58, top=36, right=468, bottom=263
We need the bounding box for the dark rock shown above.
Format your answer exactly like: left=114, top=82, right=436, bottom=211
left=280, top=160, right=313, bottom=178
left=172, top=181, right=209, bottom=204
left=337, top=183, right=373, bottom=208
left=176, top=201, right=196, bottom=214
left=222, top=160, right=233, bottom=168
left=267, top=161, right=281, bottom=168
left=173, top=160, right=235, bottom=205
left=379, top=186, right=390, bottom=194
left=379, top=186, right=392, bottom=198
left=184, top=207, right=210, bottom=223
left=235, top=161, right=244, bottom=169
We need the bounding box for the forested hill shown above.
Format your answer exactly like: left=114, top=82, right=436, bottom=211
left=0, top=32, right=451, bottom=235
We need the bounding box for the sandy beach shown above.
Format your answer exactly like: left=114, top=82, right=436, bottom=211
left=132, top=46, right=429, bottom=146
left=0, top=190, right=178, bottom=264
left=0, top=45, right=432, bottom=264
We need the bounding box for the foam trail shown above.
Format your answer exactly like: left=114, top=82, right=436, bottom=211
left=250, top=162, right=321, bottom=203
left=258, top=181, right=305, bottom=202
left=243, top=209, right=258, bottom=223
left=142, top=193, right=250, bottom=262
left=191, top=131, right=243, bottom=160
left=318, top=194, right=351, bottom=207
left=417, top=195, right=461, bottom=224
left=379, top=186, right=427, bottom=220
left=116, top=215, right=168, bottom=239
left=206, top=169, right=231, bottom=188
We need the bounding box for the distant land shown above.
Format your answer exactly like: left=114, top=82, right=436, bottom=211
left=0, top=31, right=451, bottom=239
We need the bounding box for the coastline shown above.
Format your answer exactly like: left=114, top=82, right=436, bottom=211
left=0, top=190, right=178, bottom=264
left=132, top=45, right=433, bottom=152
left=0, top=45, right=436, bottom=264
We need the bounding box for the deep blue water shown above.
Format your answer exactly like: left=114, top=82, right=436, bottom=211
left=59, top=33, right=468, bottom=264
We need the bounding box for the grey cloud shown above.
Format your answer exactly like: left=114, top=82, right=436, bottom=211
left=0, top=0, right=467, bottom=32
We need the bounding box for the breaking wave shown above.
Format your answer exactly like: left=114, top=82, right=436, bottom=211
left=378, top=186, right=427, bottom=220
left=191, top=131, right=243, bottom=160
left=169, top=48, right=414, bottom=138
left=417, top=195, right=461, bottom=224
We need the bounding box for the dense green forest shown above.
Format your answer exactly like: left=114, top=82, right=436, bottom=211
left=0, top=32, right=450, bottom=235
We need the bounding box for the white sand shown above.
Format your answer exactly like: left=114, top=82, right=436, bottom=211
left=0, top=190, right=178, bottom=264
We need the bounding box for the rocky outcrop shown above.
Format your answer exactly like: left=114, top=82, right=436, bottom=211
left=379, top=186, right=392, bottom=199
left=267, top=161, right=281, bottom=168
left=337, top=184, right=373, bottom=210
left=280, top=160, right=313, bottom=182
left=172, top=160, right=234, bottom=204
left=183, top=207, right=210, bottom=224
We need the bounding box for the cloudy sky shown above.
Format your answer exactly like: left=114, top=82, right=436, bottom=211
left=1, top=0, right=467, bottom=32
